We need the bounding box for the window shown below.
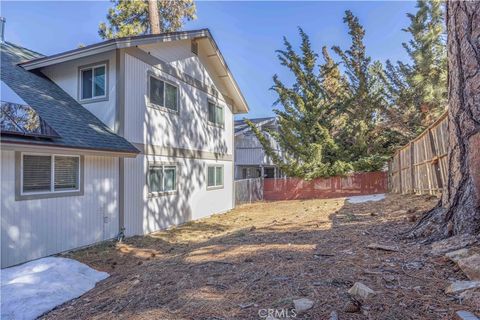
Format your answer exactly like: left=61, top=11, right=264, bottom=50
left=148, top=164, right=177, bottom=194
left=207, top=165, right=223, bottom=188
left=208, top=101, right=224, bottom=127
left=149, top=75, right=178, bottom=111
left=21, top=154, right=80, bottom=195
left=79, top=63, right=107, bottom=101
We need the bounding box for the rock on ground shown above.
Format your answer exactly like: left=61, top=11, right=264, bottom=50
left=293, top=298, right=314, bottom=314
left=431, top=235, right=478, bottom=255
left=446, top=281, right=480, bottom=294
left=454, top=310, right=480, bottom=320
left=348, top=282, right=376, bottom=300
left=457, top=254, right=480, bottom=280
left=446, top=249, right=472, bottom=263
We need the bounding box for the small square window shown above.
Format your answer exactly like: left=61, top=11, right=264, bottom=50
left=80, top=64, right=107, bottom=101
left=148, top=164, right=177, bottom=194
left=208, top=101, right=224, bottom=127
left=149, top=75, right=178, bottom=112
left=207, top=165, right=223, bottom=188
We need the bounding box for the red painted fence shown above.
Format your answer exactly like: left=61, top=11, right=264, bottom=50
left=263, top=172, right=388, bottom=201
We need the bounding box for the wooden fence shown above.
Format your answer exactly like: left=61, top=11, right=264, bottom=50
left=234, top=178, right=264, bottom=206
left=389, top=112, right=448, bottom=195
left=263, top=172, right=387, bottom=201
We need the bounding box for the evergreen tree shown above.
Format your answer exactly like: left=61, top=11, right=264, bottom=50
left=246, top=29, right=352, bottom=180
left=99, top=0, right=196, bottom=39
left=332, top=11, right=388, bottom=171
left=380, top=0, right=447, bottom=142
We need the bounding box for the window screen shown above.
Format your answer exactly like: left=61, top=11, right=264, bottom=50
left=164, top=83, right=178, bottom=111
left=54, top=156, right=80, bottom=191
left=81, top=69, right=93, bottom=100
left=93, top=66, right=106, bottom=97
left=22, top=155, right=51, bottom=193
left=149, top=76, right=164, bottom=107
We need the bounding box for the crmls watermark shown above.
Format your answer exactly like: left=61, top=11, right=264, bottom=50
left=258, top=308, right=297, bottom=319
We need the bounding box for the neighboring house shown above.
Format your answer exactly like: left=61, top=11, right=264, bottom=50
left=1, top=23, right=248, bottom=268
left=234, top=117, right=284, bottom=180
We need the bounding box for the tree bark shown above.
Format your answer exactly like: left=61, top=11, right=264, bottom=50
left=405, top=0, right=480, bottom=241
left=148, top=0, right=161, bottom=34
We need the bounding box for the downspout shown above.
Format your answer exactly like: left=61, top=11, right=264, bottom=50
left=115, top=48, right=126, bottom=241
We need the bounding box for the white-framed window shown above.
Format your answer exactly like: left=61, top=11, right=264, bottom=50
left=208, top=101, right=224, bottom=127
left=207, top=165, right=223, bottom=189
left=21, top=153, right=81, bottom=195
left=148, top=74, right=179, bottom=112
left=147, top=163, right=177, bottom=195
left=79, top=63, right=107, bottom=101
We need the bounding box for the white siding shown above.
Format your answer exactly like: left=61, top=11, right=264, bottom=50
left=141, top=40, right=217, bottom=89
left=122, top=44, right=235, bottom=236
left=41, top=51, right=117, bottom=130
left=1, top=150, right=119, bottom=268
left=123, top=52, right=234, bottom=154
left=124, top=154, right=233, bottom=236
left=235, top=133, right=278, bottom=165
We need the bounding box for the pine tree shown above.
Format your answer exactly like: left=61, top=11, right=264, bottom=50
left=246, top=29, right=352, bottom=180
left=332, top=11, right=388, bottom=171
left=406, top=0, right=479, bottom=240
left=380, top=0, right=447, bottom=142
left=99, top=0, right=196, bottom=39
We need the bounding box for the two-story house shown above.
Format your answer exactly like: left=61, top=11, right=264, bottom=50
left=1, top=24, right=248, bottom=268
left=234, top=117, right=284, bottom=180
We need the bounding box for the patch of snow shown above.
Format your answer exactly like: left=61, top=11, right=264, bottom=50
left=347, top=193, right=385, bottom=204
left=1, top=257, right=108, bottom=320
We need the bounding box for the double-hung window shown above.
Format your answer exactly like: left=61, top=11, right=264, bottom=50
left=148, top=75, right=179, bottom=112
left=207, top=165, right=223, bottom=189
left=79, top=63, right=107, bottom=101
left=208, top=101, right=224, bottom=127
left=21, top=153, right=81, bottom=196
left=148, top=164, right=177, bottom=195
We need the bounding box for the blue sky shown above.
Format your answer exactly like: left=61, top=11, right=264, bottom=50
left=1, top=1, right=417, bottom=119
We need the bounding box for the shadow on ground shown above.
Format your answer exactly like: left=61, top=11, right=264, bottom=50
left=43, top=194, right=469, bottom=320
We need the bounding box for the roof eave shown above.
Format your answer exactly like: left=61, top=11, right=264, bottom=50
left=19, top=29, right=249, bottom=114
left=19, top=29, right=210, bottom=70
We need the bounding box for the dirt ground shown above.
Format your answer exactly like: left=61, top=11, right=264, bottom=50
left=42, top=194, right=476, bottom=319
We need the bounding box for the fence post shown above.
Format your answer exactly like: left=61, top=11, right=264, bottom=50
left=410, top=142, right=415, bottom=194
left=428, top=128, right=443, bottom=194
left=398, top=151, right=403, bottom=194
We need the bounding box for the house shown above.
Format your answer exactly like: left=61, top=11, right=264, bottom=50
left=1, top=22, right=248, bottom=268
left=234, top=117, right=284, bottom=180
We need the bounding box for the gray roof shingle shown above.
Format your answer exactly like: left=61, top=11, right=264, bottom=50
left=1, top=42, right=139, bottom=155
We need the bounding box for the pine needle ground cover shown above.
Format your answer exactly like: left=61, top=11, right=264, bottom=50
left=43, top=195, right=476, bottom=319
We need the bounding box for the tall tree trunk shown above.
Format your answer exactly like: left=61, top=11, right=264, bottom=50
left=148, top=0, right=161, bottom=34
left=405, top=0, right=480, bottom=241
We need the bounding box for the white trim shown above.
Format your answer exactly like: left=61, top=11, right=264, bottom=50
left=20, top=152, right=81, bottom=196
